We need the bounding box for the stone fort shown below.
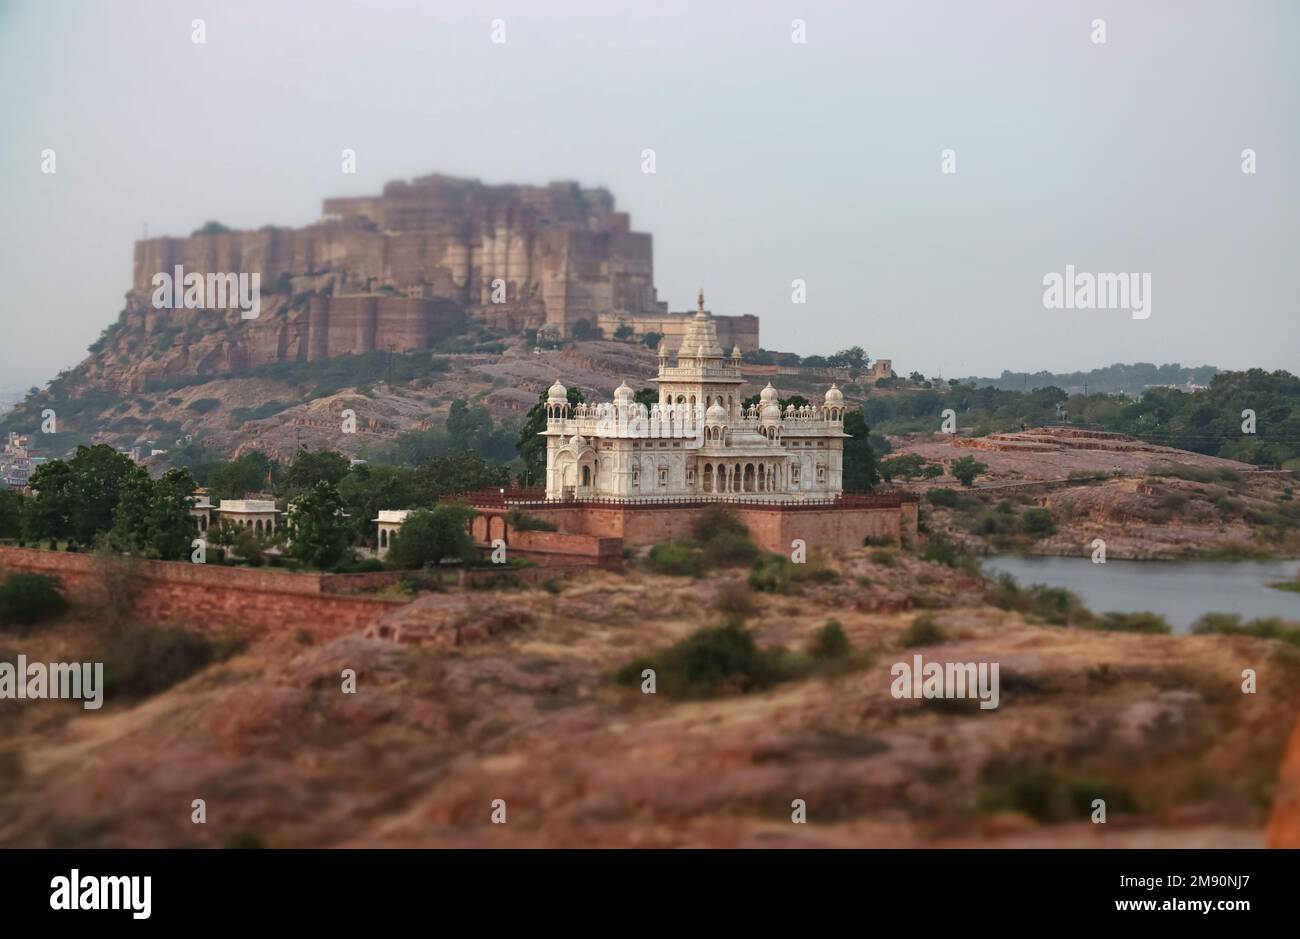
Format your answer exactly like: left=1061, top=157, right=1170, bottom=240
left=131, top=173, right=760, bottom=353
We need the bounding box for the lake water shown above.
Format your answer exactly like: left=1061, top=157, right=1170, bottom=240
left=982, top=555, right=1300, bottom=633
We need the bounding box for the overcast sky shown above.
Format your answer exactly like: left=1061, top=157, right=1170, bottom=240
left=1, top=0, right=1296, bottom=389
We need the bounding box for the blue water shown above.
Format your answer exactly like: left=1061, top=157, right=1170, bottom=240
left=982, top=555, right=1300, bottom=633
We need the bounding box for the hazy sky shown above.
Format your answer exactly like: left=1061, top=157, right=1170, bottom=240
left=1, top=0, right=1297, bottom=389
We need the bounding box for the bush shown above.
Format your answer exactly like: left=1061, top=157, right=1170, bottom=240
left=922, top=532, right=967, bottom=568
left=810, top=619, right=851, bottom=659
left=692, top=507, right=759, bottom=567
left=386, top=505, right=478, bottom=570
left=615, top=620, right=785, bottom=698
left=187, top=398, right=221, bottom=414
left=646, top=540, right=704, bottom=576
left=712, top=580, right=757, bottom=617
left=925, top=487, right=962, bottom=508
left=1019, top=507, right=1057, bottom=537
left=748, top=553, right=797, bottom=593
left=702, top=529, right=761, bottom=568
left=505, top=510, right=558, bottom=532
left=950, top=456, right=988, bottom=487
left=0, top=573, right=68, bottom=630
left=901, top=612, right=945, bottom=647
left=1191, top=613, right=1300, bottom=645
left=103, top=626, right=235, bottom=698
left=1086, top=611, right=1171, bottom=634
left=978, top=762, right=1137, bottom=822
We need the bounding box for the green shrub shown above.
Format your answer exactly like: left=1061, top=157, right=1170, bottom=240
left=810, top=620, right=851, bottom=659
left=1191, top=613, right=1300, bottom=645
left=103, top=626, right=237, bottom=698
left=925, top=487, right=962, bottom=508
left=1086, top=611, right=1171, bottom=634
left=978, top=763, right=1137, bottom=822
left=901, top=612, right=945, bottom=647
left=1019, top=507, right=1057, bottom=537
left=505, top=510, right=558, bottom=532
left=870, top=548, right=899, bottom=567
left=748, top=553, right=797, bottom=593
left=702, top=529, right=761, bottom=567
left=615, top=621, right=781, bottom=698
left=0, top=573, right=68, bottom=630
left=922, top=532, right=967, bottom=567
left=646, top=540, right=704, bottom=576
left=692, top=506, right=759, bottom=567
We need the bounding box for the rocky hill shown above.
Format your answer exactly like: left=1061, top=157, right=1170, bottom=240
left=2, top=548, right=1297, bottom=847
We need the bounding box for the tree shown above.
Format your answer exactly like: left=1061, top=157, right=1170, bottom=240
left=641, top=332, right=663, bottom=350
left=517, top=386, right=584, bottom=485
left=614, top=324, right=634, bottom=341
left=570, top=319, right=597, bottom=340
left=880, top=453, right=929, bottom=481
left=286, top=482, right=350, bottom=570
left=22, top=445, right=138, bottom=546
left=338, top=463, right=426, bottom=545
left=950, top=456, right=988, bottom=487
left=67, top=445, right=139, bottom=545
left=284, top=449, right=350, bottom=493
left=445, top=399, right=496, bottom=450
left=842, top=411, right=881, bottom=491
left=109, top=467, right=199, bottom=560
left=22, top=460, right=75, bottom=543
left=210, top=451, right=275, bottom=501
left=0, top=490, right=22, bottom=540
left=386, top=505, right=478, bottom=569
left=827, top=346, right=868, bottom=371
left=415, top=451, right=510, bottom=498
left=634, top=388, right=659, bottom=409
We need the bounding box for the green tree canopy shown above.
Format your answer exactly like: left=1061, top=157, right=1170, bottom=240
left=842, top=411, right=881, bottom=491
left=385, top=504, right=478, bottom=569
left=286, top=481, right=350, bottom=570
left=110, top=467, right=198, bottom=560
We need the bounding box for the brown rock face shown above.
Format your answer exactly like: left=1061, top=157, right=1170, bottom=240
left=132, top=174, right=668, bottom=338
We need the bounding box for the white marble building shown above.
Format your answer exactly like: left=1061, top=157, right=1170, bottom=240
left=543, top=292, right=847, bottom=502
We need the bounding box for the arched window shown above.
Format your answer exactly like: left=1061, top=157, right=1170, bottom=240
left=582, top=465, right=591, bottom=486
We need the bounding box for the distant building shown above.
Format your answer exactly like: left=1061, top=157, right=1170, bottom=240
left=190, top=489, right=214, bottom=533
left=373, top=509, right=410, bottom=557
left=215, top=498, right=282, bottom=536
left=1, top=433, right=32, bottom=490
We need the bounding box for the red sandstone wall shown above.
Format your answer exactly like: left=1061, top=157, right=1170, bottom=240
left=0, top=547, right=398, bottom=641
left=479, top=502, right=914, bottom=554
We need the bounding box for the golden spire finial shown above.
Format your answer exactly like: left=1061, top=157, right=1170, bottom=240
left=697, top=288, right=705, bottom=314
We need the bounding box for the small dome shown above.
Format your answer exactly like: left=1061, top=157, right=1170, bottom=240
left=761, top=402, right=782, bottom=423
left=759, top=382, right=778, bottom=404
left=705, top=402, right=728, bottom=424
left=824, top=383, right=844, bottom=406
left=731, top=345, right=742, bottom=358
left=547, top=380, right=567, bottom=402
left=569, top=434, right=587, bottom=449
left=613, top=381, right=634, bottom=404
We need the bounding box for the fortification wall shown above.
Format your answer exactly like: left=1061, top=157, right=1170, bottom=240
left=0, top=547, right=398, bottom=641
